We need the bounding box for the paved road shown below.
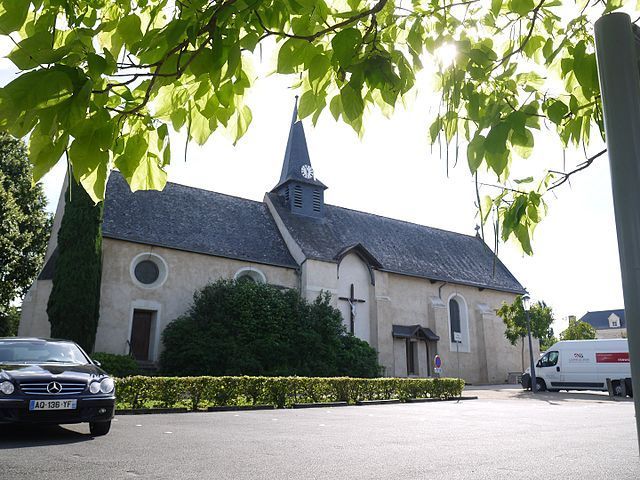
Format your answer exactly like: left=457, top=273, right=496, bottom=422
left=1, top=386, right=638, bottom=480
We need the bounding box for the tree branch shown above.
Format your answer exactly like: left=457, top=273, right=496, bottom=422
left=548, top=148, right=607, bottom=191
left=492, top=0, right=546, bottom=71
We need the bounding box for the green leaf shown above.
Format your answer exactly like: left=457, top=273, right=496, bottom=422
left=329, top=94, right=342, bottom=121
left=510, top=126, right=534, bottom=159
left=467, top=134, right=485, bottom=174
left=190, top=109, right=214, bottom=145
left=298, top=91, right=316, bottom=119
left=68, top=139, right=109, bottom=203
left=545, top=100, right=568, bottom=125
left=229, top=105, right=252, bottom=145
left=8, top=32, right=70, bottom=70
left=117, top=15, right=143, bottom=47
left=508, top=0, right=535, bottom=16
left=514, top=224, right=533, bottom=255
left=331, top=28, right=362, bottom=67
left=339, top=84, right=364, bottom=122
left=277, top=38, right=307, bottom=74
left=0, top=0, right=29, bottom=33
left=481, top=195, right=493, bottom=223
left=485, top=122, right=510, bottom=155
left=491, top=0, right=504, bottom=16
left=87, top=53, right=107, bottom=77
left=29, top=130, right=69, bottom=181
left=514, top=176, right=534, bottom=184
left=309, top=54, right=330, bottom=90
left=115, top=132, right=168, bottom=192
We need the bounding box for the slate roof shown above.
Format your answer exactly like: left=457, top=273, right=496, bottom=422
left=102, top=173, right=297, bottom=269
left=267, top=193, right=525, bottom=294
left=579, top=309, right=626, bottom=330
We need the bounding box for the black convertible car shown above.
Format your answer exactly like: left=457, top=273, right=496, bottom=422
left=0, top=338, right=115, bottom=435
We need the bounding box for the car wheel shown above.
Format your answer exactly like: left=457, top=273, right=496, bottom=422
left=625, top=378, right=633, bottom=398
left=535, top=378, right=547, bottom=392
left=89, top=421, right=111, bottom=436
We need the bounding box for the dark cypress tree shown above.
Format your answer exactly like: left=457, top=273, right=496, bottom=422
left=47, top=177, right=103, bottom=351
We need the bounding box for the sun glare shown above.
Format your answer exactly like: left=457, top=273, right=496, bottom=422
left=435, top=43, right=457, bottom=68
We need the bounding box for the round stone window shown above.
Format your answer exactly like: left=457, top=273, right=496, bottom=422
left=134, top=260, right=160, bottom=285
left=130, top=253, right=168, bottom=289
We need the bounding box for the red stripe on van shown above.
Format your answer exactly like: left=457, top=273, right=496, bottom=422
left=596, top=352, right=629, bottom=363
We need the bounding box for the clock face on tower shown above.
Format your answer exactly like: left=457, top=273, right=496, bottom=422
left=300, top=164, right=314, bottom=179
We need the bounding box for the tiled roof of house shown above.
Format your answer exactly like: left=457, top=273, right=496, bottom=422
left=579, top=309, right=626, bottom=330
left=102, top=173, right=297, bottom=269
left=267, top=193, right=525, bottom=294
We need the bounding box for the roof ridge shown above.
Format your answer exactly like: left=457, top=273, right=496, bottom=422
left=111, top=170, right=265, bottom=206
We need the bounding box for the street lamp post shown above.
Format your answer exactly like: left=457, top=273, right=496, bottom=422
left=522, top=294, right=537, bottom=393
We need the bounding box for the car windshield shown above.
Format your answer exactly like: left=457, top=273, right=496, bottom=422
left=0, top=341, right=90, bottom=365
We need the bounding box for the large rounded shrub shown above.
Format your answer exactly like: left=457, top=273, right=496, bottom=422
left=160, top=280, right=381, bottom=378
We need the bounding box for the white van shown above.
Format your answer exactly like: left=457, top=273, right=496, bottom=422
left=522, top=339, right=632, bottom=396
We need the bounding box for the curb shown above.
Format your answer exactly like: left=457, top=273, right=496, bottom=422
left=207, top=405, right=274, bottom=412
left=406, top=396, right=478, bottom=403
left=292, top=401, right=349, bottom=409
left=116, top=407, right=189, bottom=415
left=115, top=396, right=476, bottom=415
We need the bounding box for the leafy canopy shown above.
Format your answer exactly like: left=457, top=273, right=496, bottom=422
left=497, top=295, right=555, bottom=344
left=0, top=0, right=636, bottom=251
left=560, top=318, right=596, bottom=340
left=160, top=279, right=382, bottom=377
left=0, top=132, right=51, bottom=317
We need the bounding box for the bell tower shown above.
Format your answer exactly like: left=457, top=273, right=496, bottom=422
left=271, top=97, right=327, bottom=218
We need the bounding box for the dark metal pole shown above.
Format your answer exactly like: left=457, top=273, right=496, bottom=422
left=526, top=310, right=537, bottom=393
left=595, top=12, right=640, bottom=451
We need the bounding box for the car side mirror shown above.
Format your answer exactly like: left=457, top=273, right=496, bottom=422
left=93, top=360, right=102, bottom=367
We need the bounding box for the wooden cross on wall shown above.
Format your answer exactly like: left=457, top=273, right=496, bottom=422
left=338, top=284, right=366, bottom=334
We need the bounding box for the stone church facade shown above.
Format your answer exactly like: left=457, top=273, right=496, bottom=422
left=20, top=104, right=535, bottom=384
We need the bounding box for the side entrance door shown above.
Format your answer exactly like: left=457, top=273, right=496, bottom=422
left=130, top=310, right=153, bottom=361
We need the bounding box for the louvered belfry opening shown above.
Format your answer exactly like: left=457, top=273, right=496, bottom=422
left=284, top=186, right=290, bottom=206
left=312, top=189, right=321, bottom=213
left=293, top=185, right=303, bottom=208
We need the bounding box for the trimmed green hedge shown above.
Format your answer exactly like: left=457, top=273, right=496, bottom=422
left=114, top=376, right=464, bottom=410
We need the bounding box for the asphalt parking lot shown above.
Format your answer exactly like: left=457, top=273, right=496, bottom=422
left=0, top=386, right=637, bottom=480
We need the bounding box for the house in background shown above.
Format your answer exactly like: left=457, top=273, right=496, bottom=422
left=579, top=309, right=627, bottom=339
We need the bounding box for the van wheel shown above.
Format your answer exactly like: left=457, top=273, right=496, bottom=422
left=625, top=378, right=633, bottom=398
left=89, top=421, right=111, bottom=436
left=535, top=378, right=547, bottom=392
left=611, top=380, right=625, bottom=397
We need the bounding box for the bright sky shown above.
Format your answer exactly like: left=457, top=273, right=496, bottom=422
left=0, top=16, right=626, bottom=336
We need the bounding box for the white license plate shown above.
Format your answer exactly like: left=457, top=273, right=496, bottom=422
left=29, top=399, right=77, bottom=411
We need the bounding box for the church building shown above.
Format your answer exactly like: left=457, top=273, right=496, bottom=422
left=20, top=103, right=534, bottom=384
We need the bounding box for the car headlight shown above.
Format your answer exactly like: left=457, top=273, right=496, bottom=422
left=0, top=381, right=15, bottom=395
left=100, top=377, right=114, bottom=394
left=89, top=381, right=101, bottom=394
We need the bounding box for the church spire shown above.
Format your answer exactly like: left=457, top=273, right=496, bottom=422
left=272, top=97, right=327, bottom=218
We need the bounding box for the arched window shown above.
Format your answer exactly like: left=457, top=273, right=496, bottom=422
left=448, top=294, right=470, bottom=352
left=449, top=298, right=461, bottom=341
left=234, top=267, right=266, bottom=284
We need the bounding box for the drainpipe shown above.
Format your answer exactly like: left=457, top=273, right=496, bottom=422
left=438, top=281, right=448, bottom=299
